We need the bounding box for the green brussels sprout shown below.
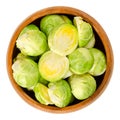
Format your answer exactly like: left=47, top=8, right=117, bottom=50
left=68, top=74, right=96, bottom=100
left=38, top=51, right=69, bottom=82
left=12, top=58, right=40, bottom=89
left=48, top=80, right=72, bottom=108
left=19, top=24, right=39, bottom=36
left=33, top=83, right=53, bottom=105
left=40, top=14, right=72, bottom=36
left=48, top=23, right=78, bottom=56
left=16, top=30, right=47, bottom=56
left=68, top=48, right=94, bottom=74
left=84, top=34, right=95, bottom=48
left=73, top=17, right=93, bottom=47
left=89, top=48, right=107, bottom=76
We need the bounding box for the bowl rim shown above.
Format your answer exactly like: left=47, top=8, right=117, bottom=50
left=6, top=6, right=114, bottom=113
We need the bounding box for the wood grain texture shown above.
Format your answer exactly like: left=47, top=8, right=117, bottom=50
left=6, top=6, right=114, bottom=113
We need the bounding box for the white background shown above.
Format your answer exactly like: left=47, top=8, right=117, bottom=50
left=0, top=0, right=119, bottom=119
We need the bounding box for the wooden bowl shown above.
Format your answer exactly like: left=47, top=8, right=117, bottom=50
left=6, top=6, right=114, bottom=113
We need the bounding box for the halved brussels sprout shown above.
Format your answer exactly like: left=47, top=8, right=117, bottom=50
left=68, top=74, right=96, bottom=100
left=12, top=58, right=40, bottom=89
left=84, top=34, right=95, bottom=48
left=33, top=83, right=53, bottom=105
left=89, top=48, right=106, bottom=76
left=16, top=30, right=47, bottom=56
left=48, top=23, right=78, bottom=56
left=68, top=48, right=94, bottom=74
left=73, top=17, right=93, bottom=47
left=40, top=14, right=72, bottom=36
left=19, top=24, right=39, bottom=36
left=38, top=51, right=69, bottom=82
left=48, top=80, right=72, bottom=108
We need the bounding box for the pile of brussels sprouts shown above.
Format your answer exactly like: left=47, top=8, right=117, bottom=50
left=12, top=14, right=106, bottom=108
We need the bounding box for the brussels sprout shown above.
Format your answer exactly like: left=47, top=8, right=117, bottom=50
left=89, top=48, right=106, bottom=76
left=38, top=51, right=69, bottom=82
left=19, top=24, right=39, bottom=36
left=12, top=58, right=40, bottom=89
left=84, top=34, right=95, bottom=48
left=68, top=48, right=94, bottom=74
left=48, top=23, right=78, bottom=56
left=34, top=83, right=53, bottom=105
left=48, top=80, right=72, bottom=108
left=40, top=14, right=72, bottom=36
left=68, top=74, right=96, bottom=100
left=16, top=30, right=47, bottom=56
left=73, top=17, right=93, bottom=47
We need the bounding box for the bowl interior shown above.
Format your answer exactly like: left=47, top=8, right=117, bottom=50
left=7, top=6, right=113, bottom=113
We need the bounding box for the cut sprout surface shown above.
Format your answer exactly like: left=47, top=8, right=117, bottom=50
left=48, top=23, right=78, bottom=56
left=38, top=51, right=69, bottom=82
left=73, top=16, right=94, bottom=47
